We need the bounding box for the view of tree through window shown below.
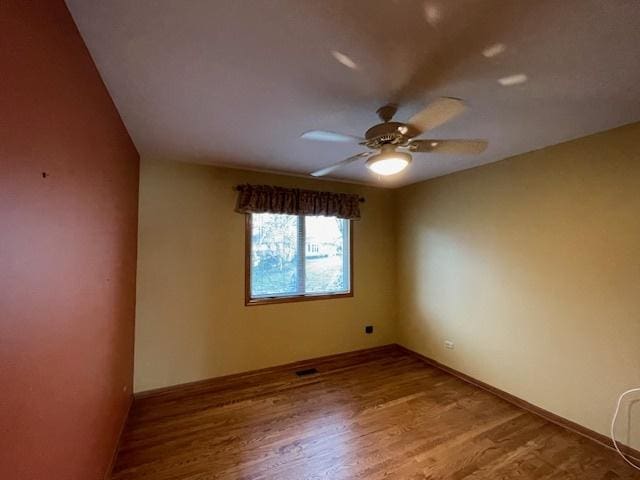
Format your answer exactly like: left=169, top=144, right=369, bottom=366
left=249, top=213, right=350, bottom=299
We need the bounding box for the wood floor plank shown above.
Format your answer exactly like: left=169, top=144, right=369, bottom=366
left=112, top=347, right=638, bottom=479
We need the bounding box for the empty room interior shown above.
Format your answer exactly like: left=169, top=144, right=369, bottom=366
left=3, top=1, right=640, bottom=479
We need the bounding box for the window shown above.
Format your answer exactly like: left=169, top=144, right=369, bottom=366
left=246, top=213, right=352, bottom=304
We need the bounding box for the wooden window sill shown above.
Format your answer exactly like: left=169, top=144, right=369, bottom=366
left=245, top=291, right=353, bottom=306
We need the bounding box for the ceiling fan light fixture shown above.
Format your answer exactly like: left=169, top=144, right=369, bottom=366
left=365, top=148, right=411, bottom=176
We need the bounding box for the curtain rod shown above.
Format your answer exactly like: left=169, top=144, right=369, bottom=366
left=233, top=185, right=365, bottom=203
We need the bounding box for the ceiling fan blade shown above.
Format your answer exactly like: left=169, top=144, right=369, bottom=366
left=301, top=130, right=363, bottom=143
left=310, top=152, right=371, bottom=177
left=407, top=97, right=467, bottom=134
left=411, top=139, right=488, bottom=154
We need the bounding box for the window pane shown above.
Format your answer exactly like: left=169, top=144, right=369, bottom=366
left=251, top=213, right=300, bottom=297
left=304, top=216, right=349, bottom=294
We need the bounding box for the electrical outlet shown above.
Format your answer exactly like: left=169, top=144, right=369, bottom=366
left=444, top=340, right=455, bottom=350
left=365, top=325, right=374, bottom=334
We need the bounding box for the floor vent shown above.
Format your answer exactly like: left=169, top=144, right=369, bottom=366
left=295, top=368, right=319, bottom=377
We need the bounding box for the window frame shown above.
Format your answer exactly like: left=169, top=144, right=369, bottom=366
left=244, top=213, right=354, bottom=306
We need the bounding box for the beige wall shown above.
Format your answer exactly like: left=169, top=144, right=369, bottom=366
left=135, top=158, right=397, bottom=392
left=396, top=123, right=640, bottom=449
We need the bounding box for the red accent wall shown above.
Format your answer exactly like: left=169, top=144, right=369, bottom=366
left=0, top=2, right=139, bottom=479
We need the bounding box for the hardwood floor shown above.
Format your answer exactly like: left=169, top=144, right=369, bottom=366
left=112, top=346, right=639, bottom=479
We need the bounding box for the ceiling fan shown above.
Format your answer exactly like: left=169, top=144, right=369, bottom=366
left=301, top=97, right=488, bottom=177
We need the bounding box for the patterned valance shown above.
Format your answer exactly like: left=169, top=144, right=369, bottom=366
left=235, top=184, right=362, bottom=220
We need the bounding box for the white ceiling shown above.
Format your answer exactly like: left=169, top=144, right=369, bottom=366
left=66, top=0, right=640, bottom=188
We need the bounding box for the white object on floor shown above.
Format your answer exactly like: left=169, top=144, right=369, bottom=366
left=611, top=387, right=640, bottom=471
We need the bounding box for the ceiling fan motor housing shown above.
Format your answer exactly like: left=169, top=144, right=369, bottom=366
left=364, top=122, right=419, bottom=149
